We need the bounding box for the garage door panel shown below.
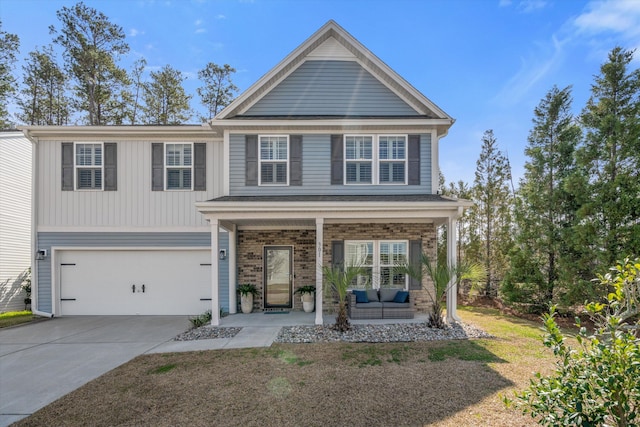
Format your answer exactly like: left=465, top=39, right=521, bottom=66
left=59, top=250, right=211, bottom=315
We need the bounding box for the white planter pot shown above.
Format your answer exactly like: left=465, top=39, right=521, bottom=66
left=241, top=294, right=254, bottom=314
left=301, top=294, right=315, bottom=313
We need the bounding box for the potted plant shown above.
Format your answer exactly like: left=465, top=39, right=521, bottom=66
left=237, top=284, right=258, bottom=314
left=295, top=285, right=316, bottom=313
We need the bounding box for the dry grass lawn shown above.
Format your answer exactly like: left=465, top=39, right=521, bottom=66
left=15, top=307, right=559, bottom=427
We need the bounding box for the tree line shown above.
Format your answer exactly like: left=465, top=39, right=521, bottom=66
left=443, top=47, right=640, bottom=311
left=0, top=2, right=238, bottom=127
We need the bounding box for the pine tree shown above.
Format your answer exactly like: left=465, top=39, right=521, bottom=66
left=0, top=20, right=20, bottom=128
left=129, top=58, right=146, bottom=124
left=577, top=47, right=640, bottom=269
left=503, top=86, right=582, bottom=308
left=142, top=64, right=192, bottom=125
left=197, top=62, right=238, bottom=120
left=50, top=1, right=129, bottom=125
left=17, top=45, right=71, bottom=125
left=469, top=130, right=513, bottom=297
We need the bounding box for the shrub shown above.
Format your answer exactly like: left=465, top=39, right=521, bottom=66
left=189, top=310, right=212, bottom=328
left=505, top=258, right=640, bottom=426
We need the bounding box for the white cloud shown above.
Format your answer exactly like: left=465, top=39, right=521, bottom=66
left=216, top=14, right=227, bottom=20
left=129, top=28, right=144, bottom=37
left=518, top=0, right=547, bottom=13
left=195, top=28, right=207, bottom=34
left=195, top=19, right=203, bottom=26
left=573, top=0, right=640, bottom=37
left=499, top=0, right=512, bottom=7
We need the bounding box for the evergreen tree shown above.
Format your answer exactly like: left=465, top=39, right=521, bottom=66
left=503, top=86, right=582, bottom=309
left=129, top=58, right=146, bottom=124
left=50, top=1, right=129, bottom=125
left=0, top=20, right=20, bottom=128
left=142, top=64, right=192, bottom=125
left=197, top=62, right=238, bottom=120
left=577, top=47, right=640, bottom=269
left=17, top=45, right=71, bottom=125
left=469, top=130, right=513, bottom=296
left=448, top=180, right=473, bottom=264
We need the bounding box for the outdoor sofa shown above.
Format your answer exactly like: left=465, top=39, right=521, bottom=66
left=347, top=288, right=415, bottom=319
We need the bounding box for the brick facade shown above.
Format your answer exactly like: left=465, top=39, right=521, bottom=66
left=236, top=222, right=437, bottom=314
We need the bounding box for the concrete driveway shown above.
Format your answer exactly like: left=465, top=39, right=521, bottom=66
left=0, top=316, right=191, bottom=427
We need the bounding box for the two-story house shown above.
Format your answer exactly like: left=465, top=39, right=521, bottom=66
left=23, top=20, right=470, bottom=326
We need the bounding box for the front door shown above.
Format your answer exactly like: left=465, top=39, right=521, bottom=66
left=264, top=246, right=293, bottom=309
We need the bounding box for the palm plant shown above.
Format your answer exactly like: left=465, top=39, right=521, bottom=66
left=396, top=253, right=486, bottom=328
left=322, top=265, right=365, bottom=332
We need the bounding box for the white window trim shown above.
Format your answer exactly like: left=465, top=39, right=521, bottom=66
left=345, top=239, right=409, bottom=290
left=164, top=142, right=194, bottom=191
left=343, top=134, right=408, bottom=185
left=378, top=134, right=408, bottom=185
left=74, top=142, right=104, bottom=191
left=258, top=134, right=289, bottom=186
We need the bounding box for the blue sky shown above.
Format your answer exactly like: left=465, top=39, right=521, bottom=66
left=2, top=0, right=640, bottom=186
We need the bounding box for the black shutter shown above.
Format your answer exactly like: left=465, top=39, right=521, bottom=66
left=194, top=143, right=206, bottom=191
left=331, top=240, right=344, bottom=271
left=290, top=135, right=302, bottom=186
left=151, top=143, right=164, bottom=191
left=245, top=135, right=258, bottom=186
left=409, top=240, right=422, bottom=290
left=104, top=143, right=117, bottom=191
left=408, top=134, right=421, bottom=185
left=330, top=134, right=343, bottom=185
left=61, top=142, right=74, bottom=191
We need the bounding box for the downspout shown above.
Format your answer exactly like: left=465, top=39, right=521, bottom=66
left=23, top=130, right=53, bottom=318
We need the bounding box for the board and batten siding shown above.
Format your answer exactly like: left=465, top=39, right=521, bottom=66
left=35, top=232, right=229, bottom=314
left=36, top=140, right=224, bottom=228
left=243, top=60, right=420, bottom=117
left=0, top=132, right=32, bottom=312
left=229, top=133, right=432, bottom=196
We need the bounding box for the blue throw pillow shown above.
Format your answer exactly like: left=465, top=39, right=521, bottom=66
left=393, top=291, right=409, bottom=303
left=353, top=290, right=368, bottom=303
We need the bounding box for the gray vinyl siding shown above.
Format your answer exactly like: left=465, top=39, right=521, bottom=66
left=35, top=232, right=229, bottom=313
left=229, top=133, right=432, bottom=196
left=243, top=60, right=419, bottom=117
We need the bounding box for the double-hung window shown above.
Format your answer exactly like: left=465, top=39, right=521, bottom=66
left=344, top=135, right=407, bottom=185
left=75, top=143, right=103, bottom=190
left=165, top=143, right=193, bottom=190
left=345, top=240, right=408, bottom=289
left=259, top=135, right=288, bottom=185
left=345, top=135, right=373, bottom=184
left=378, top=136, right=407, bottom=184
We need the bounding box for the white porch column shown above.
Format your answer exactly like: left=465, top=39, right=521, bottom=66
left=446, top=215, right=461, bottom=322
left=210, top=218, right=220, bottom=326
left=228, top=224, right=237, bottom=314
left=315, top=217, right=324, bottom=325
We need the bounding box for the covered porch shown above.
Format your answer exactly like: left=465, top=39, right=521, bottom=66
left=196, top=195, right=472, bottom=326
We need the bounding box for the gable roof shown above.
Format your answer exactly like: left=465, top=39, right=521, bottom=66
left=213, top=20, right=453, bottom=125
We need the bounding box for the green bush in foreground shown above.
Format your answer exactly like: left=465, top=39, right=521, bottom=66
left=506, top=258, right=640, bottom=427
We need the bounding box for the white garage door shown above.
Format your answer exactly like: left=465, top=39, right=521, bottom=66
left=58, top=249, right=212, bottom=315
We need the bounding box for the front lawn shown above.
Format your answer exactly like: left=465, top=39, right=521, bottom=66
left=0, top=311, right=37, bottom=328
left=15, top=307, right=554, bottom=427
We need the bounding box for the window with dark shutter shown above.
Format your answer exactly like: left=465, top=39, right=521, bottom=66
left=61, top=142, right=74, bottom=191
left=331, top=240, right=344, bottom=270
left=245, top=135, right=258, bottom=186
left=151, top=143, right=164, bottom=191
left=194, top=143, right=206, bottom=191
left=289, top=135, right=302, bottom=186
left=409, top=240, right=422, bottom=290
left=330, top=134, right=343, bottom=185
left=104, top=143, right=117, bottom=191
left=408, top=135, right=421, bottom=185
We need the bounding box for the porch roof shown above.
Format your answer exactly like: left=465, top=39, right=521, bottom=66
left=195, top=194, right=472, bottom=229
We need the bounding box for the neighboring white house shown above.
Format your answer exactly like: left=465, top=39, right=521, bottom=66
left=22, top=20, right=470, bottom=324
left=0, top=131, right=32, bottom=312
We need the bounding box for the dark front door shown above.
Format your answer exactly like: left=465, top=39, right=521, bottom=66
left=264, top=246, right=293, bottom=308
